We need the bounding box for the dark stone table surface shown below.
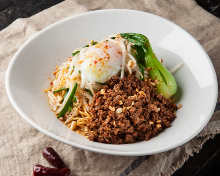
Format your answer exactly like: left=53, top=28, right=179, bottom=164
left=0, top=0, right=219, bottom=176
left=0, top=0, right=64, bottom=30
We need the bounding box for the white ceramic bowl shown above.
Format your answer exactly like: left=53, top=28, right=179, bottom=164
left=6, top=9, right=218, bottom=156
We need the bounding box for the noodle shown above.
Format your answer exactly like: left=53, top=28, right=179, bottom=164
left=45, top=34, right=182, bottom=138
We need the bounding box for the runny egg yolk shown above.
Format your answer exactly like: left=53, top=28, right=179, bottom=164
left=79, top=40, right=123, bottom=83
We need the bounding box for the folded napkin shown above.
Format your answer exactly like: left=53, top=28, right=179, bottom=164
left=0, top=0, right=219, bottom=175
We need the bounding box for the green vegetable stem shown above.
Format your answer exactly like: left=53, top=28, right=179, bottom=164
left=57, top=83, right=78, bottom=118
left=53, top=88, right=69, bottom=93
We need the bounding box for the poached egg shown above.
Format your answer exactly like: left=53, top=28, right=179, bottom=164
left=74, top=39, right=124, bottom=85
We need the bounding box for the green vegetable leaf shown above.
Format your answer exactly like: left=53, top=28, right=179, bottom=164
left=130, top=45, right=146, bottom=79
left=131, top=45, right=146, bottom=66
left=84, top=44, right=89, bottom=48
left=120, top=33, right=177, bottom=98
left=72, top=50, right=80, bottom=56
left=120, top=33, right=149, bottom=46
left=57, top=83, right=78, bottom=118
left=91, top=40, right=98, bottom=45
left=84, top=40, right=98, bottom=48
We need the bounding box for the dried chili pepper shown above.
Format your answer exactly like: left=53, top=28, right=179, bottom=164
left=42, top=147, right=66, bottom=168
left=33, top=164, right=70, bottom=176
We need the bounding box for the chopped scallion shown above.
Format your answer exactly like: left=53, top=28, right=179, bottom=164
left=72, top=50, right=80, bottom=56
left=53, top=88, right=69, bottom=93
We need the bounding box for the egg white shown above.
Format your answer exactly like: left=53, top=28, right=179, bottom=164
left=76, top=40, right=123, bottom=84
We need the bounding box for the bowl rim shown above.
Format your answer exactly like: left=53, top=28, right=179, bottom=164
left=5, top=9, right=218, bottom=156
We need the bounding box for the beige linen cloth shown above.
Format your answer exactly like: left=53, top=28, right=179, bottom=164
left=0, top=0, right=220, bottom=175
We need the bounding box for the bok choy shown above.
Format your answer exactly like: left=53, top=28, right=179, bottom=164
left=120, top=33, right=177, bottom=98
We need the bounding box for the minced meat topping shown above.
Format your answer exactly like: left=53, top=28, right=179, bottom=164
left=88, top=73, right=178, bottom=144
